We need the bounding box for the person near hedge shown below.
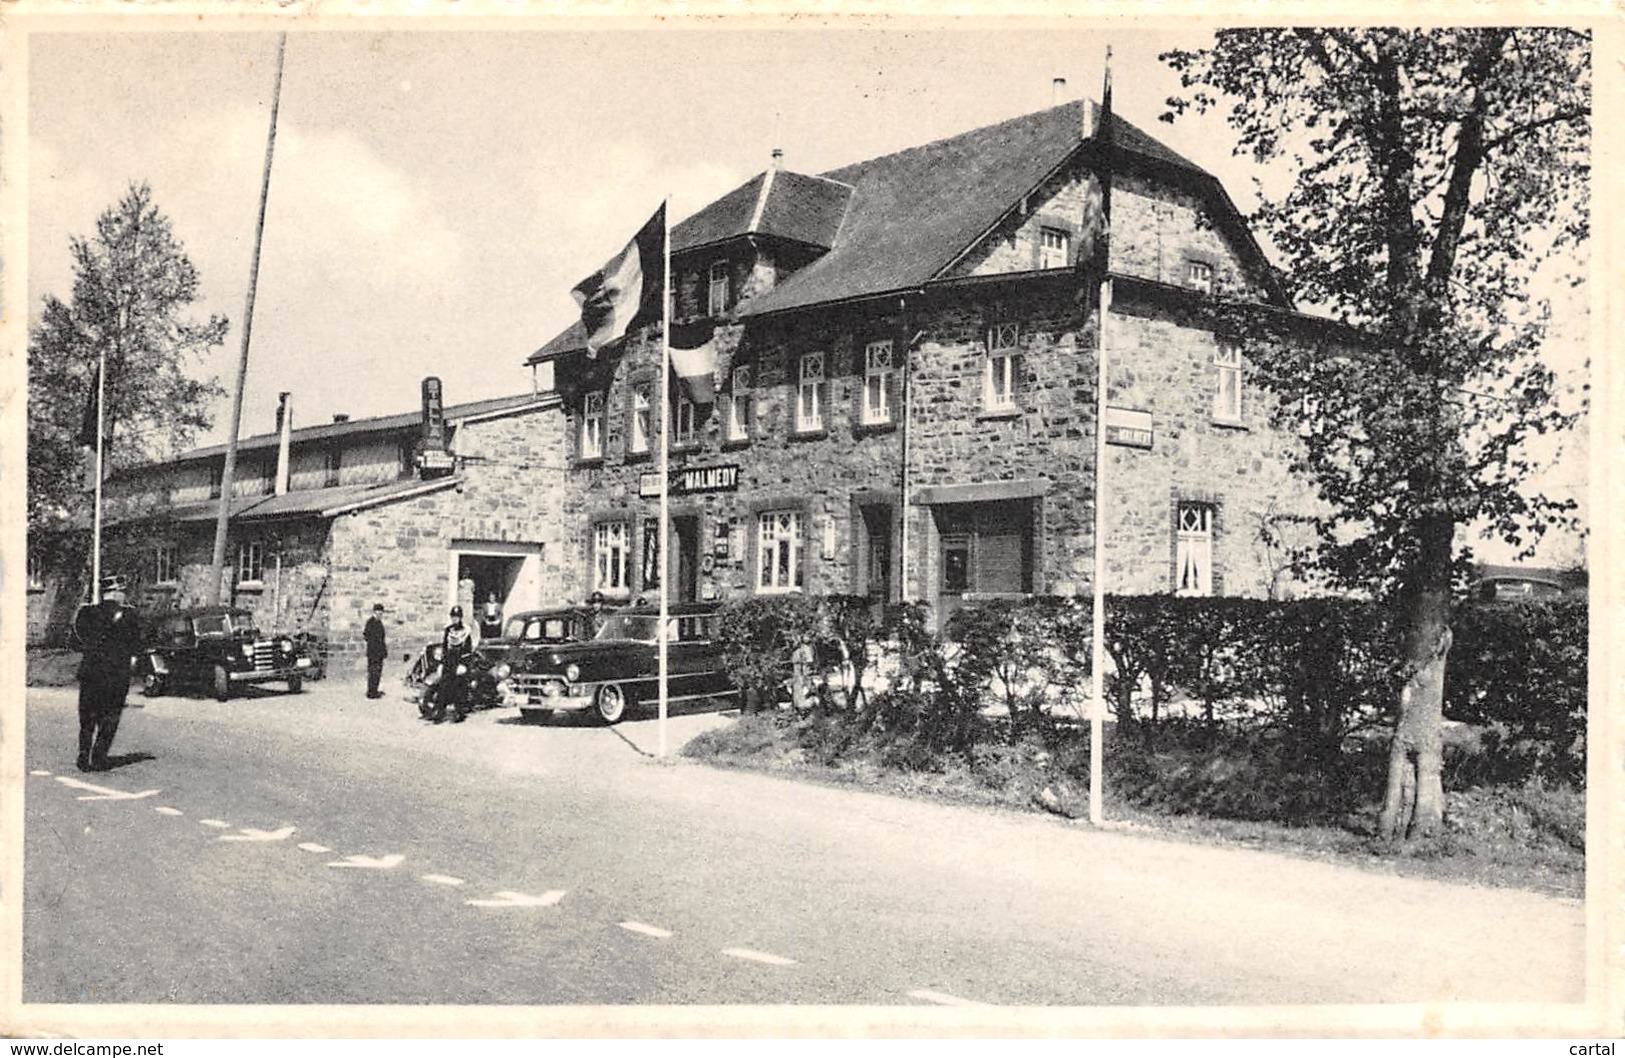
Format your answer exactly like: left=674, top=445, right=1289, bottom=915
left=363, top=602, right=388, bottom=700
left=74, top=574, right=143, bottom=772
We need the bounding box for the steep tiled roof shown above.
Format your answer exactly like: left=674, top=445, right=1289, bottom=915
left=109, top=477, right=464, bottom=528
left=743, top=99, right=1219, bottom=317
left=527, top=97, right=1276, bottom=363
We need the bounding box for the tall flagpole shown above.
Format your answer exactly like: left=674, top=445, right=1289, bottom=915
left=209, top=32, right=287, bottom=604
left=90, top=345, right=108, bottom=604
left=657, top=198, right=672, bottom=758
left=1089, top=47, right=1114, bottom=828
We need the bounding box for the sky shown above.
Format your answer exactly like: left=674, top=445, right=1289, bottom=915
left=26, top=23, right=1591, bottom=565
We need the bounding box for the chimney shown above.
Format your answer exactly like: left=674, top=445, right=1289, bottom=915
left=332, top=413, right=350, bottom=423
left=770, top=147, right=783, bottom=171
left=274, top=392, right=292, bottom=497
left=1052, top=77, right=1067, bottom=105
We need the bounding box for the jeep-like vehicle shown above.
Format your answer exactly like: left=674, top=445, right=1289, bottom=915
left=141, top=606, right=314, bottom=701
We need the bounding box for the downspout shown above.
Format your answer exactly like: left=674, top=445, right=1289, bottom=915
left=898, top=291, right=923, bottom=605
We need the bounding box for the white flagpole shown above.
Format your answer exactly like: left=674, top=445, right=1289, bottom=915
left=90, top=344, right=108, bottom=605
left=1089, top=47, right=1113, bottom=828
left=657, top=198, right=672, bottom=758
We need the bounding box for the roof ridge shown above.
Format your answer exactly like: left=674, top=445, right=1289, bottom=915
left=818, top=99, right=1083, bottom=181
left=747, top=167, right=775, bottom=233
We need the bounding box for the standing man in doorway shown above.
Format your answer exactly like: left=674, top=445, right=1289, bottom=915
left=363, top=602, right=388, bottom=699
left=74, top=574, right=143, bottom=772
left=480, top=591, right=504, bottom=640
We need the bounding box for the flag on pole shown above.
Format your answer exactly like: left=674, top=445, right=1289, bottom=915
left=669, top=337, right=718, bottom=403
left=79, top=359, right=103, bottom=491
left=1082, top=58, right=1114, bottom=278
left=571, top=204, right=667, bottom=357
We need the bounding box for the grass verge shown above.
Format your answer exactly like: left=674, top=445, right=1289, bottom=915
left=682, top=711, right=1584, bottom=899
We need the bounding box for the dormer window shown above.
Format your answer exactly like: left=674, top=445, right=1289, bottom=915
left=1186, top=260, right=1214, bottom=295
left=708, top=261, right=731, bottom=317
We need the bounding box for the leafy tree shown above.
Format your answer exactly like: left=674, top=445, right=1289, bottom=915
left=28, top=182, right=229, bottom=551
left=1161, top=29, right=1588, bottom=839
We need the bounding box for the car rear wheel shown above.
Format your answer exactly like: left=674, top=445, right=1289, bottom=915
left=595, top=683, right=632, bottom=725
left=141, top=672, right=165, bottom=698
left=212, top=665, right=231, bottom=702
left=287, top=676, right=303, bottom=694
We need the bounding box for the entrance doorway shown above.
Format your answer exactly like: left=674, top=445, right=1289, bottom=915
left=858, top=503, right=894, bottom=608
left=934, top=501, right=1034, bottom=625
left=673, top=516, right=700, bottom=603
left=447, top=541, right=547, bottom=636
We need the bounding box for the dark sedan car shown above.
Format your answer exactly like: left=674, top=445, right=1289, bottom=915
left=141, top=606, right=314, bottom=701
left=494, top=601, right=736, bottom=724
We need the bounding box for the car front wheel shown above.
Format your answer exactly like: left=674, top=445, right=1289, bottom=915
left=287, top=676, right=303, bottom=695
left=595, top=683, right=632, bottom=725
left=212, top=665, right=231, bottom=702
left=142, top=672, right=165, bottom=698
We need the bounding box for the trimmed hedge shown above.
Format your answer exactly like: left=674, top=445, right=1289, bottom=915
left=711, top=592, right=1586, bottom=782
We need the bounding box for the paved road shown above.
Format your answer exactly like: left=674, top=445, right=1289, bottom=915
left=23, top=679, right=1584, bottom=1006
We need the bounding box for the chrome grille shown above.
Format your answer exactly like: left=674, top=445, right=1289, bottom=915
left=251, top=641, right=276, bottom=672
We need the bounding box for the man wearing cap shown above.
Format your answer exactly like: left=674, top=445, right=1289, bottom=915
left=426, top=605, right=476, bottom=721
left=74, top=574, right=143, bottom=771
left=363, top=603, right=388, bottom=699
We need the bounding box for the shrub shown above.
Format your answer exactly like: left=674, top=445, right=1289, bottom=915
left=714, top=595, right=825, bottom=712
left=1445, top=599, right=1587, bottom=785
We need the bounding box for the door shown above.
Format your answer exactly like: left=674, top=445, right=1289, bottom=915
left=860, top=504, right=893, bottom=608
left=673, top=516, right=700, bottom=603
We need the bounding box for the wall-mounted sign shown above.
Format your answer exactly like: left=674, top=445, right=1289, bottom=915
left=639, top=463, right=741, bottom=498
left=1105, top=406, right=1154, bottom=450
left=421, top=377, right=447, bottom=453
left=418, top=449, right=456, bottom=473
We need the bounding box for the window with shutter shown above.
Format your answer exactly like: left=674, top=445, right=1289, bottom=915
left=757, top=510, right=804, bottom=593
left=593, top=520, right=630, bottom=595
left=725, top=364, right=752, bottom=443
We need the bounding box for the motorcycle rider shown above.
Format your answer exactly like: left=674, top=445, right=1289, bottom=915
left=428, top=605, right=477, bottom=723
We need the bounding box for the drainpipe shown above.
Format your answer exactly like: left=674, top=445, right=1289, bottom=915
left=898, top=292, right=923, bottom=605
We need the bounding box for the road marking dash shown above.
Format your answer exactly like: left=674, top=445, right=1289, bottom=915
left=30, top=770, right=51, bottom=777
left=200, top=819, right=230, bottom=828
left=465, top=889, right=564, bottom=908
left=155, top=807, right=183, bottom=816
left=327, top=854, right=404, bottom=870
left=297, top=843, right=332, bottom=853
left=908, top=989, right=985, bottom=1007
left=619, top=921, right=673, bottom=939
left=722, top=947, right=796, bottom=967
left=420, top=874, right=465, bottom=886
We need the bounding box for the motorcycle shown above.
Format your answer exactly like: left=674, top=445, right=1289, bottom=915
left=404, top=643, right=497, bottom=723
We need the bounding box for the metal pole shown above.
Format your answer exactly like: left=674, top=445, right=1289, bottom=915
left=90, top=344, right=108, bottom=604
left=898, top=297, right=911, bottom=606
left=209, top=32, right=287, bottom=603
left=657, top=199, right=671, bottom=758
left=1088, top=46, right=1114, bottom=828
left=1089, top=278, right=1110, bottom=826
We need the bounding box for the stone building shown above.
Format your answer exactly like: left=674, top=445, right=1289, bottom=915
left=27, top=390, right=568, bottom=669
left=529, top=97, right=1325, bottom=626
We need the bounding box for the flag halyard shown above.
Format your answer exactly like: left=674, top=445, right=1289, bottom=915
left=571, top=204, right=667, bottom=358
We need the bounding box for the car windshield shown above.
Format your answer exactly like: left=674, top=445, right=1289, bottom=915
left=194, top=613, right=258, bottom=637
left=502, top=616, right=529, bottom=640
left=594, top=614, right=663, bottom=643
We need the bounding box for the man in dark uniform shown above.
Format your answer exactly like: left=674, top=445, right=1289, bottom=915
left=74, top=574, right=143, bottom=772
left=429, top=605, right=475, bottom=722
left=363, top=603, right=388, bottom=699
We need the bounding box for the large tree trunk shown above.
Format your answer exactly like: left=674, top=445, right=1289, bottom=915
left=1378, top=518, right=1454, bottom=840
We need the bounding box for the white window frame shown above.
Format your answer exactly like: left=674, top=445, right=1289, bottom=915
left=593, top=520, right=630, bottom=596
left=154, top=543, right=178, bottom=586
left=1038, top=226, right=1071, bottom=269
left=862, top=340, right=894, bottom=426
left=708, top=261, right=730, bottom=317
left=630, top=384, right=651, bottom=455
left=581, top=391, right=605, bottom=460
left=1187, top=260, right=1215, bottom=295
left=1213, top=341, right=1243, bottom=424
left=757, top=509, right=804, bottom=593
left=984, top=322, right=1020, bottom=411
left=796, top=352, right=825, bottom=433
left=725, top=365, right=752, bottom=443
left=237, top=540, right=264, bottom=586
left=1175, top=503, right=1215, bottom=597
left=674, top=389, right=699, bottom=446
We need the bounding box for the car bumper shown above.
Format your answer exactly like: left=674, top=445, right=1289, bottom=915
left=503, top=679, right=592, bottom=712
left=230, top=659, right=313, bottom=683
